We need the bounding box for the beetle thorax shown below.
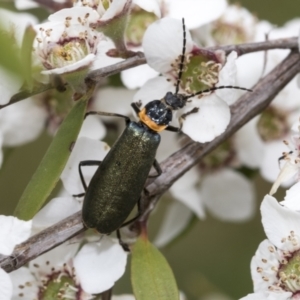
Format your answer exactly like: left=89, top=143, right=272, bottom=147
left=144, top=100, right=173, bottom=126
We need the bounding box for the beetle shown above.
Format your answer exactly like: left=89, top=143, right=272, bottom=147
left=77, top=19, right=252, bottom=248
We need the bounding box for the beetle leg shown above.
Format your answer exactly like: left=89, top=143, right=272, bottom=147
left=165, top=125, right=181, bottom=132
left=179, top=107, right=199, bottom=129
left=117, top=197, right=144, bottom=251
left=131, top=102, right=141, bottom=116
left=85, top=111, right=131, bottom=125
left=77, top=160, right=101, bottom=193
left=116, top=230, right=130, bottom=252
left=148, top=159, right=162, bottom=178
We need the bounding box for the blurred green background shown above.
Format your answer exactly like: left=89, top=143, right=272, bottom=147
left=0, top=0, right=298, bottom=299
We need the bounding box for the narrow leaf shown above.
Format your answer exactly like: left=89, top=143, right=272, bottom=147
left=20, top=25, right=36, bottom=91
left=14, top=98, right=88, bottom=220
left=131, top=233, right=179, bottom=300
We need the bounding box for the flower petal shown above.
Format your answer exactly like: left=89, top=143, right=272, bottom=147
left=133, top=76, right=173, bottom=108
left=93, top=87, right=135, bottom=117
left=32, top=197, right=81, bottom=232
left=201, top=169, right=255, bottom=222
left=61, top=137, right=110, bottom=195
left=250, top=239, right=282, bottom=293
left=261, top=195, right=300, bottom=252
left=0, top=216, right=31, bottom=255
left=0, top=98, right=47, bottom=147
left=216, top=51, right=239, bottom=105
left=133, top=0, right=161, bottom=17
left=121, top=64, right=159, bottom=89
left=142, top=18, right=193, bottom=73
left=181, top=93, right=230, bottom=143
left=170, top=167, right=205, bottom=219
left=260, top=141, right=289, bottom=184
left=234, top=117, right=264, bottom=168
left=10, top=267, right=38, bottom=299
left=167, top=0, right=227, bottom=29
left=154, top=201, right=193, bottom=247
left=29, top=243, right=78, bottom=276
left=281, top=181, right=300, bottom=211
left=0, top=268, right=12, bottom=300
left=78, top=114, right=106, bottom=140
left=74, top=237, right=127, bottom=294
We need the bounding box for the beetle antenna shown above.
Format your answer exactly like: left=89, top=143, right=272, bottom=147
left=175, top=18, right=186, bottom=95
left=183, top=85, right=253, bottom=100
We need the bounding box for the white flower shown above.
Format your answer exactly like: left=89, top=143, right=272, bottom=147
left=139, top=17, right=240, bottom=143
left=155, top=137, right=255, bottom=247
left=10, top=238, right=127, bottom=299
left=269, top=119, right=300, bottom=195
left=0, top=215, right=32, bottom=255
left=32, top=7, right=104, bottom=92
left=162, top=0, right=227, bottom=30
left=235, top=78, right=300, bottom=190
left=0, top=98, right=47, bottom=167
left=0, top=268, right=13, bottom=300
left=121, top=0, right=227, bottom=89
left=241, top=193, right=300, bottom=299
left=193, top=4, right=259, bottom=46
left=74, top=0, right=132, bottom=21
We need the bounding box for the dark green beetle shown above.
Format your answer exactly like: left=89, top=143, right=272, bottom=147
left=78, top=19, right=252, bottom=245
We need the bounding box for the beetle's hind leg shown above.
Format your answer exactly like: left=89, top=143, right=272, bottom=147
left=148, top=159, right=162, bottom=178
left=179, top=107, right=199, bottom=129
left=72, top=160, right=102, bottom=197
left=117, top=196, right=144, bottom=251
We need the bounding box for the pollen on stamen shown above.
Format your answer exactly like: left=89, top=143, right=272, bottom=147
left=257, top=267, right=263, bottom=273
left=262, top=276, right=269, bottom=282
left=268, top=246, right=275, bottom=252
left=18, top=293, right=24, bottom=297
left=33, top=263, right=39, bottom=268
left=271, top=266, right=278, bottom=272
left=261, top=258, right=267, bottom=263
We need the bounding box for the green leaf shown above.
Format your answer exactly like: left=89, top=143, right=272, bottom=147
left=0, top=22, right=23, bottom=79
left=20, top=25, right=36, bottom=91
left=14, top=98, right=88, bottom=220
left=131, top=233, right=179, bottom=300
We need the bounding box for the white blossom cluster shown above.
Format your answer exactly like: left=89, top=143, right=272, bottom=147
left=0, top=0, right=300, bottom=299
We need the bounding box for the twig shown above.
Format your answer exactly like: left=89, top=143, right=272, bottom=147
left=1, top=51, right=299, bottom=273
left=208, top=37, right=298, bottom=55
left=0, top=212, right=84, bottom=272
left=87, top=51, right=146, bottom=82
left=6, top=37, right=299, bottom=106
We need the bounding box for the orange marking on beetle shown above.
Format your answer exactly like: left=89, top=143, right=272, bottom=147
left=139, top=108, right=167, bottom=132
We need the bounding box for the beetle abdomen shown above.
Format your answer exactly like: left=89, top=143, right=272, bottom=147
left=82, top=121, right=160, bottom=234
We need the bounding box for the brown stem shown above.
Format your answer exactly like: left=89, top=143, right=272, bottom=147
left=1, top=51, right=299, bottom=273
